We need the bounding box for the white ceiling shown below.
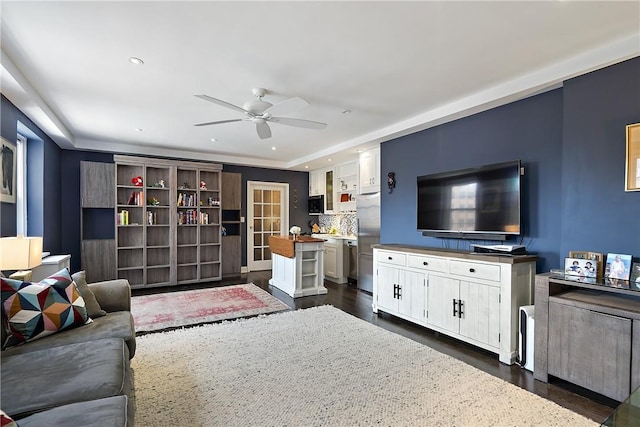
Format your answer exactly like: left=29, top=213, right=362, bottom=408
left=1, top=1, right=639, bottom=171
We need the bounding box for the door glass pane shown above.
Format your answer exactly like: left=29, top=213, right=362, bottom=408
left=254, top=248, right=262, bottom=261
left=264, top=191, right=272, bottom=203
left=264, top=218, right=273, bottom=231
left=264, top=205, right=272, bottom=217
left=264, top=248, right=271, bottom=260
left=254, top=219, right=262, bottom=231
left=254, top=204, right=262, bottom=216
left=273, top=204, right=280, bottom=217
left=254, top=234, right=262, bottom=246
left=253, top=190, right=262, bottom=202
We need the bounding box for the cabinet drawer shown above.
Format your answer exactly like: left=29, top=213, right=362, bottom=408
left=376, top=251, right=406, bottom=266
left=408, top=254, right=447, bottom=273
left=449, top=260, right=500, bottom=282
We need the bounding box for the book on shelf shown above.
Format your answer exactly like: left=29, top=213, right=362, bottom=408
left=117, top=210, right=129, bottom=225
left=127, top=191, right=144, bottom=206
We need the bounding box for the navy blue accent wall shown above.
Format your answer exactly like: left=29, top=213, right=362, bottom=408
left=560, top=57, right=640, bottom=259
left=222, top=164, right=311, bottom=266
left=381, top=57, right=640, bottom=272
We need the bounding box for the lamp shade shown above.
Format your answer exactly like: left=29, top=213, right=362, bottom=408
left=0, top=236, right=43, bottom=270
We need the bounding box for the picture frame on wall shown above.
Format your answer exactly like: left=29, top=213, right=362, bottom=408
left=625, top=122, right=640, bottom=192
left=0, top=137, right=17, bottom=204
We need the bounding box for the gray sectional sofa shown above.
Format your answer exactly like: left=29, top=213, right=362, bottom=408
left=1, top=275, right=136, bottom=426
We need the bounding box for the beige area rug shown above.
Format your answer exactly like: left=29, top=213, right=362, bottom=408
left=131, top=305, right=598, bottom=427
left=130, top=283, right=290, bottom=333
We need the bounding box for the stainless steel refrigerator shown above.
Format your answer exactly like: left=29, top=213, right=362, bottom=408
left=357, top=192, right=380, bottom=293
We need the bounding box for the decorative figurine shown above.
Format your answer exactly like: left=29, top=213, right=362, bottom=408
left=132, top=176, right=143, bottom=187
left=200, top=180, right=207, bottom=190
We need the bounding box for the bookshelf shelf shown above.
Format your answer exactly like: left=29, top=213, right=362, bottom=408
left=114, top=155, right=222, bottom=289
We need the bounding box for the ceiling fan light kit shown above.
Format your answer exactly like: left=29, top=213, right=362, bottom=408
left=194, top=88, right=327, bottom=139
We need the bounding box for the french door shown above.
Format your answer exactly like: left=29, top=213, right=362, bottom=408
left=247, top=181, right=289, bottom=271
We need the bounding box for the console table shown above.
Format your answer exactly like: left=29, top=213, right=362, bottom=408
left=534, top=274, right=640, bottom=402
left=373, top=245, right=537, bottom=365
left=31, top=254, right=71, bottom=282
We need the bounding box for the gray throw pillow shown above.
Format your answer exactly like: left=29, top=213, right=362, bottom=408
left=72, top=270, right=107, bottom=318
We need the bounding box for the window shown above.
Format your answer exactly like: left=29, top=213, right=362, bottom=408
left=16, top=134, right=27, bottom=235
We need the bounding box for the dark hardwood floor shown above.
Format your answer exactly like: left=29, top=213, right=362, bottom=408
left=132, top=271, right=619, bottom=423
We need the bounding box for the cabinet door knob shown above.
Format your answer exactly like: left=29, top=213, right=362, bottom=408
left=469, top=268, right=475, bottom=273
left=388, top=256, right=393, bottom=260
left=423, top=261, right=428, bottom=266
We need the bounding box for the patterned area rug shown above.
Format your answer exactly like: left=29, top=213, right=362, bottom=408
left=131, top=283, right=290, bottom=333
left=132, top=306, right=599, bottom=426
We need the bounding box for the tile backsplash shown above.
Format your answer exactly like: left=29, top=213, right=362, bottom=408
left=310, top=213, right=357, bottom=236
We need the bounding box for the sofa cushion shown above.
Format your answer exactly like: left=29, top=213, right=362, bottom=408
left=1, top=338, right=132, bottom=419
left=71, top=271, right=107, bottom=318
left=14, top=396, right=129, bottom=427
left=1, top=269, right=90, bottom=349
left=1, top=311, right=136, bottom=359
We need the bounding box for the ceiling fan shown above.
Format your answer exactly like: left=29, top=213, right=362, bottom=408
left=194, top=88, right=327, bottom=140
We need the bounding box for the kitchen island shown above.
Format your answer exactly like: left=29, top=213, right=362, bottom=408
left=268, top=235, right=327, bottom=298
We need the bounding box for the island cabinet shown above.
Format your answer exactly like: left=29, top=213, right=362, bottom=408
left=268, top=235, right=327, bottom=298
left=373, top=245, right=537, bottom=365
left=535, top=274, right=640, bottom=402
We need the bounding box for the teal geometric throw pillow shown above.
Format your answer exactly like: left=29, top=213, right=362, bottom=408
left=1, top=268, right=90, bottom=349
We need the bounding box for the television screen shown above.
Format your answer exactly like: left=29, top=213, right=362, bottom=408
left=417, top=161, right=521, bottom=237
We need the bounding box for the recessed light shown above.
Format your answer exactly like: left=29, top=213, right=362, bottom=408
left=304, top=165, right=309, bottom=169
left=328, top=158, right=333, bottom=162
left=129, top=57, right=144, bottom=65
left=356, top=149, right=362, bottom=153
left=342, top=109, right=351, bottom=114
left=135, top=128, right=143, bottom=132
left=210, top=138, right=217, bottom=142
left=271, top=146, right=276, bottom=150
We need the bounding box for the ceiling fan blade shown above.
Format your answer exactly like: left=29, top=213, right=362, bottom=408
left=255, top=121, right=272, bottom=139
left=194, top=94, right=252, bottom=116
left=270, top=117, right=327, bottom=130
left=262, top=97, right=310, bottom=116
left=194, top=118, right=244, bottom=127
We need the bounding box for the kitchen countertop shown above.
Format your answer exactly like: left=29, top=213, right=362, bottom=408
left=311, top=234, right=357, bottom=241
left=269, top=235, right=326, bottom=258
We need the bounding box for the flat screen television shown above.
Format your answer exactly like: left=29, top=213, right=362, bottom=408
left=417, top=160, right=521, bottom=240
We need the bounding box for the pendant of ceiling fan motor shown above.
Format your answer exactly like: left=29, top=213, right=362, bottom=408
left=243, top=87, right=273, bottom=115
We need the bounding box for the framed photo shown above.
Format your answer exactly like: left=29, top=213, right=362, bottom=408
left=630, top=262, right=640, bottom=289
left=564, top=257, right=597, bottom=278
left=625, top=122, right=640, bottom=192
left=604, top=253, right=632, bottom=281
left=0, top=137, right=17, bottom=203
left=588, top=252, right=604, bottom=278
left=569, top=251, right=589, bottom=260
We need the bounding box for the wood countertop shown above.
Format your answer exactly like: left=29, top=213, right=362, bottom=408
left=269, top=235, right=325, bottom=258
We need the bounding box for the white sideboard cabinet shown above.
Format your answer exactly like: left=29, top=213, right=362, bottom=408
left=373, top=245, right=537, bottom=364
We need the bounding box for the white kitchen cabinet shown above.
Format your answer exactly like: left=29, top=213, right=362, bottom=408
left=359, top=146, right=380, bottom=194
left=336, top=160, right=358, bottom=212
left=309, top=169, right=324, bottom=196
left=373, top=246, right=536, bottom=365
left=319, top=237, right=347, bottom=284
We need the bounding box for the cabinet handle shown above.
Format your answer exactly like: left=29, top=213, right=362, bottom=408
left=452, top=299, right=458, bottom=317
left=397, top=285, right=402, bottom=299
left=458, top=300, right=464, bottom=318
left=393, top=284, right=397, bottom=299
left=423, top=261, right=428, bottom=266
left=469, top=268, right=476, bottom=273
left=388, top=256, right=393, bottom=260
